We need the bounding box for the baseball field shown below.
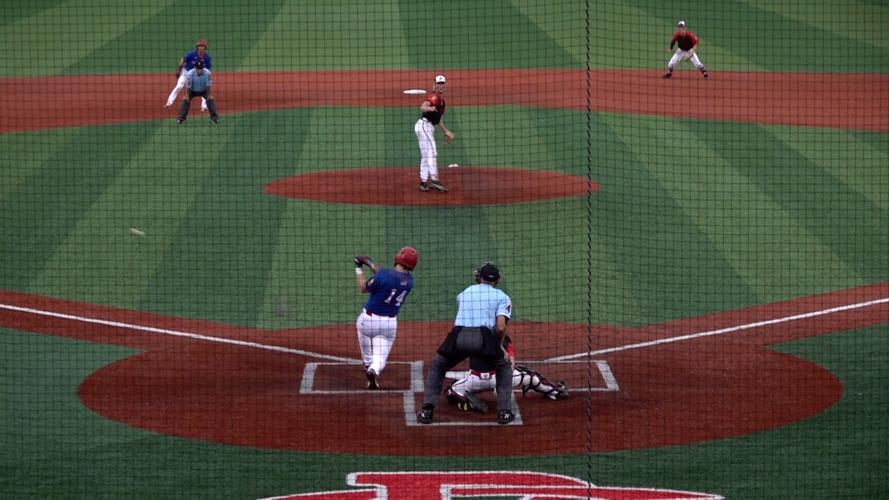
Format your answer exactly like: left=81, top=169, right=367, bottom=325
left=1, top=1, right=887, bottom=498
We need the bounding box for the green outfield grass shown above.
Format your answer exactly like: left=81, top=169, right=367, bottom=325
left=1, top=0, right=888, bottom=498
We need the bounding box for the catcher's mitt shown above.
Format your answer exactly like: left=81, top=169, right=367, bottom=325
left=447, top=387, right=489, bottom=414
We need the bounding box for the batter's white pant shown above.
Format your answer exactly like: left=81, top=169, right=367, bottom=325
left=668, top=49, right=705, bottom=71
left=356, top=309, right=397, bottom=375
left=166, top=70, right=207, bottom=110
left=414, top=118, right=439, bottom=182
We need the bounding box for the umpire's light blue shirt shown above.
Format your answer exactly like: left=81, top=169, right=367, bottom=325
left=454, top=283, right=512, bottom=329
left=186, top=68, right=212, bottom=92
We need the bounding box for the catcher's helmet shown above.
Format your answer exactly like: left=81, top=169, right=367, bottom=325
left=394, top=246, right=419, bottom=270
left=196, top=38, right=208, bottom=47
left=474, top=262, right=500, bottom=283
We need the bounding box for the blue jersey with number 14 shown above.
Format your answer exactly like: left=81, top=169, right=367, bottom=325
left=364, top=268, right=413, bottom=317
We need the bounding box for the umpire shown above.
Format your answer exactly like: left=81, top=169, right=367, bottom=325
left=417, top=262, right=515, bottom=425
left=177, top=60, right=219, bottom=124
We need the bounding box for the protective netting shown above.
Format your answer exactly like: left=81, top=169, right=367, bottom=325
left=1, top=1, right=887, bottom=498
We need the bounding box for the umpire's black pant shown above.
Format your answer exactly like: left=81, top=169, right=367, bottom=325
left=422, top=326, right=513, bottom=412
left=178, top=89, right=219, bottom=121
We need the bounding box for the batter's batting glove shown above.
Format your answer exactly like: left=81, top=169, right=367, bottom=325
left=354, top=255, right=373, bottom=268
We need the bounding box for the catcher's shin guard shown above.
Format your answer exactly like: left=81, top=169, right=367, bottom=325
left=514, top=365, right=569, bottom=400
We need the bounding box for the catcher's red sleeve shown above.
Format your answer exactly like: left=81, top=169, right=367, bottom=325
left=506, top=342, right=516, bottom=359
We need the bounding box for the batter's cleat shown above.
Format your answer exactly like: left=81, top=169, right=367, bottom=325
left=429, top=180, right=448, bottom=193
left=365, top=368, right=379, bottom=390
left=497, top=409, right=515, bottom=425
left=177, top=118, right=185, bottom=124
left=417, top=404, right=434, bottom=424
left=419, top=182, right=430, bottom=192
left=662, top=72, right=672, bottom=79
left=211, top=117, right=219, bottom=124
left=703, top=73, right=710, bottom=80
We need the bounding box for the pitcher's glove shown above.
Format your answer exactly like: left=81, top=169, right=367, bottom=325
left=354, top=255, right=374, bottom=268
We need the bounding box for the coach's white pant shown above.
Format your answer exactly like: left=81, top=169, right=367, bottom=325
left=166, top=70, right=207, bottom=110
left=414, top=118, right=439, bottom=182
left=356, top=310, right=397, bottom=375
left=668, top=49, right=705, bottom=70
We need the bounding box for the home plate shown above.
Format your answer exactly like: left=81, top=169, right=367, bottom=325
left=447, top=163, right=460, bottom=168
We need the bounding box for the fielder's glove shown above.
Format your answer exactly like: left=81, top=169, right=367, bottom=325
left=354, top=255, right=373, bottom=268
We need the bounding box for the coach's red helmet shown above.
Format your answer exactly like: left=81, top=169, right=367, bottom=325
left=196, top=38, right=208, bottom=48
left=394, top=246, right=419, bottom=270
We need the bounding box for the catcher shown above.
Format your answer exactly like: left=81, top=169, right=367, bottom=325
left=446, top=337, right=569, bottom=414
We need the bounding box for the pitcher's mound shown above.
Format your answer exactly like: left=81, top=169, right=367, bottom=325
left=264, top=166, right=597, bottom=206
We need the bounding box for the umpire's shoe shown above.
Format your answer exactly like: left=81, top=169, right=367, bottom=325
left=497, top=409, right=515, bottom=425
left=429, top=179, right=448, bottom=193
left=417, top=404, right=434, bottom=424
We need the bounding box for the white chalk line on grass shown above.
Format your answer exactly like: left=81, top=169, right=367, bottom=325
left=0, top=302, right=359, bottom=364
left=546, top=296, right=889, bottom=362
left=3, top=296, right=887, bottom=365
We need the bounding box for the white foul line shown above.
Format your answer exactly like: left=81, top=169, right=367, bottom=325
left=0, top=302, right=359, bottom=364
left=546, top=296, right=889, bottom=362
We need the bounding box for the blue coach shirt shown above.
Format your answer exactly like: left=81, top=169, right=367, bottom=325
left=183, top=50, right=212, bottom=70
left=186, top=69, right=212, bottom=92
left=454, top=283, right=512, bottom=329
left=364, top=268, right=413, bottom=317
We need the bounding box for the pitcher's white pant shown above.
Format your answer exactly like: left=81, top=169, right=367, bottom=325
left=668, top=49, right=705, bottom=71
left=356, top=310, right=397, bottom=375
left=414, top=118, right=439, bottom=182
left=166, top=70, right=207, bottom=111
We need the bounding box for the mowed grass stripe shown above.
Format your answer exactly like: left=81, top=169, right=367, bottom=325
left=398, top=0, right=577, bottom=69
left=27, top=122, right=228, bottom=307
left=764, top=126, right=889, bottom=213
left=0, top=129, right=74, bottom=198
left=0, top=330, right=137, bottom=468
left=63, top=0, right=288, bottom=74
left=242, top=0, right=413, bottom=70
left=689, top=121, right=889, bottom=282
left=0, top=125, right=158, bottom=291
left=609, top=115, right=862, bottom=302
left=599, top=113, right=758, bottom=323
left=143, top=112, right=300, bottom=326
left=257, top=107, right=379, bottom=329
left=0, top=0, right=176, bottom=76
left=741, top=0, right=889, bottom=50
left=0, top=0, right=67, bottom=29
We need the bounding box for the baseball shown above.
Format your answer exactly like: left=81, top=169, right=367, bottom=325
left=130, top=227, right=146, bottom=237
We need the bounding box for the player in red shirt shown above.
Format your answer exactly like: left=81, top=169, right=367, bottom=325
left=663, top=20, right=710, bottom=80
left=414, top=75, right=455, bottom=193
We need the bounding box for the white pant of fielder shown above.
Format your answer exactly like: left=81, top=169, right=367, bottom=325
left=668, top=49, right=705, bottom=71
left=166, top=70, right=207, bottom=111
left=356, top=310, right=397, bottom=376
left=414, top=118, right=439, bottom=183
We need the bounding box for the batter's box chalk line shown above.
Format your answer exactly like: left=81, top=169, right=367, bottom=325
left=298, top=359, right=618, bottom=427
